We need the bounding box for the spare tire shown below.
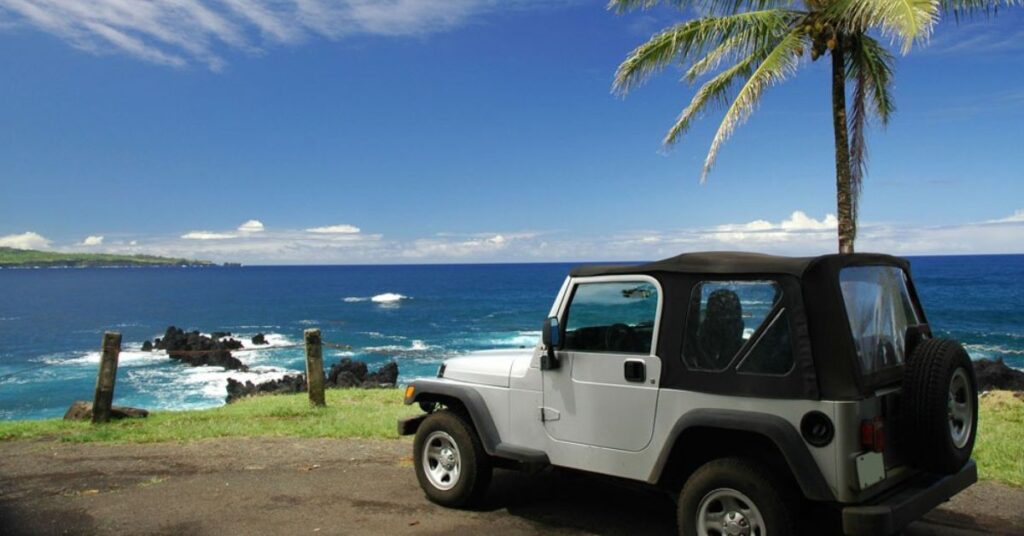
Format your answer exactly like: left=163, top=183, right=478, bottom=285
left=901, top=338, right=978, bottom=474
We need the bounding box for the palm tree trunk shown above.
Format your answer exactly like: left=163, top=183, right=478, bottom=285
left=830, top=35, right=856, bottom=254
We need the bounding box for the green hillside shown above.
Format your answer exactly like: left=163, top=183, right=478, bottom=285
left=0, top=247, right=214, bottom=268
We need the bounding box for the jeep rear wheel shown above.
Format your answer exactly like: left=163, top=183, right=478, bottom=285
left=678, top=458, right=795, bottom=536
left=902, top=338, right=978, bottom=474
left=413, top=410, right=492, bottom=508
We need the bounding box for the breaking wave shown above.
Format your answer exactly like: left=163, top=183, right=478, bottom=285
left=344, top=293, right=410, bottom=303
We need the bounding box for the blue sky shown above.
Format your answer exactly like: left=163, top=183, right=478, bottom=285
left=0, top=1, right=1022, bottom=264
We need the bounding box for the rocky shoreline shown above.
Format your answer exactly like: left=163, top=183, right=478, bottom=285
left=975, top=358, right=1024, bottom=392
left=226, top=358, right=399, bottom=403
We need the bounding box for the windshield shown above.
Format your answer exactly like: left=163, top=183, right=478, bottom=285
left=840, top=266, right=920, bottom=376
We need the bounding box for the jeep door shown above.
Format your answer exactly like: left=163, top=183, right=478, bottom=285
left=542, top=276, right=662, bottom=452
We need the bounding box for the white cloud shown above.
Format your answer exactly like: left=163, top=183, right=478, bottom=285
left=402, top=233, right=519, bottom=258
left=181, top=231, right=237, bottom=240
left=78, top=235, right=104, bottom=246
left=0, top=231, right=51, bottom=250
left=47, top=208, right=1024, bottom=264
left=0, top=1, right=560, bottom=70
left=989, top=209, right=1024, bottom=224
left=305, top=224, right=360, bottom=234
left=780, top=211, right=838, bottom=231
left=237, top=219, right=265, bottom=233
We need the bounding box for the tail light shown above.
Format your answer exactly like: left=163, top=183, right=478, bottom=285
left=860, top=417, right=886, bottom=453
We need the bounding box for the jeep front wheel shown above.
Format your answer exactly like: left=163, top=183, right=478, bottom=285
left=678, top=458, right=795, bottom=536
left=413, top=410, right=492, bottom=507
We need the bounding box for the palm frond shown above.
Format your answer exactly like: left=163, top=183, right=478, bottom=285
left=607, top=1, right=795, bottom=15
left=940, top=0, right=1023, bottom=20
left=830, top=0, right=939, bottom=53
left=701, top=29, right=806, bottom=181
left=846, top=33, right=895, bottom=227
left=613, top=9, right=798, bottom=95
left=684, top=29, right=763, bottom=82
left=667, top=52, right=762, bottom=145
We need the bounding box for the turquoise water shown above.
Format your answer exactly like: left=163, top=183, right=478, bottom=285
left=0, top=256, right=1021, bottom=420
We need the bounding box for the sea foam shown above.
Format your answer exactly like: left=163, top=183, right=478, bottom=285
left=343, top=293, right=410, bottom=304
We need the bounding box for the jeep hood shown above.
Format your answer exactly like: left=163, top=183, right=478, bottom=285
left=441, top=349, right=531, bottom=388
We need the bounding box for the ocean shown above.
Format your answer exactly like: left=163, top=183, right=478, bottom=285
left=1, top=255, right=1021, bottom=420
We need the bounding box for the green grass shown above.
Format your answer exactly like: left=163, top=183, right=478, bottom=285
left=0, top=389, right=1020, bottom=488
left=974, top=391, right=1024, bottom=487
left=0, top=389, right=418, bottom=443
left=0, top=246, right=211, bottom=268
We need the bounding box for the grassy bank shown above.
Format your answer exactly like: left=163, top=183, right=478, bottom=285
left=1, top=389, right=1020, bottom=487
left=0, top=389, right=418, bottom=443
left=975, top=391, right=1024, bottom=487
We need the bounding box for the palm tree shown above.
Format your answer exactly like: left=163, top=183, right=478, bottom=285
left=611, top=0, right=1018, bottom=253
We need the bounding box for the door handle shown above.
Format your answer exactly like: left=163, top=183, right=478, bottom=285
left=624, top=360, right=646, bottom=383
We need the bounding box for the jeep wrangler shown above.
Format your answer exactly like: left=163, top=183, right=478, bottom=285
left=398, top=252, right=978, bottom=536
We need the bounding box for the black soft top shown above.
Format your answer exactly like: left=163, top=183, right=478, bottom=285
left=570, top=251, right=921, bottom=400
left=570, top=251, right=909, bottom=279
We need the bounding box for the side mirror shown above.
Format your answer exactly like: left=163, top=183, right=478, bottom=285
left=541, top=316, right=561, bottom=370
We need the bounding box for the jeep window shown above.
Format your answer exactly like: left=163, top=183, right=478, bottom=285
left=840, top=266, right=920, bottom=375
left=563, top=281, right=658, bottom=354
left=683, top=281, right=782, bottom=371
left=736, top=308, right=794, bottom=375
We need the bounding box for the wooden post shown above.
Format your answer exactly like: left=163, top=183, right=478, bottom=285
left=92, top=332, right=121, bottom=424
left=304, top=329, right=326, bottom=407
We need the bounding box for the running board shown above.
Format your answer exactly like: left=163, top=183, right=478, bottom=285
left=493, top=443, right=550, bottom=466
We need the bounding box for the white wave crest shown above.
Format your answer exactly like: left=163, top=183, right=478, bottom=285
left=372, top=293, right=408, bottom=303
left=364, top=339, right=430, bottom=353
left=487, top=331, right=541, bottom=347
left=964, top=344, right=1024, bottom=359
left=51, top=349, right=167, bottom=367
left=124, top=364, right=298, bottom=408
left=343, top=293, right=410, bottom=305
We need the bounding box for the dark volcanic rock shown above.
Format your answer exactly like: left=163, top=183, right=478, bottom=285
left=364, top=362, right=399, bottom=387
left=141, top=340, right=153, bottom=352
left=226, top=374, right=306, bottom=403
left=210, top=331, right=232, bottom=339
left=226, top=358, right=398, bottom=402
left=251, top=333, right=268, bottom=346
left=63, top=401, right=149, bottom=421
left=328, top=358, right=367, bottom=386
left=974, top=358, right=1024, bottom=391
left=155, top=326, right=249, bottom=371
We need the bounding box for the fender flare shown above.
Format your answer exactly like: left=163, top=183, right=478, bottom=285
left=405, top=379, right=549, bottom=465
left=650, top=408, right=835, bottom=502
left=406, top=379, right=501, bottom=452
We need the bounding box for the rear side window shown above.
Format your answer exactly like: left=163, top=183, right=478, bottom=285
left=563, top=281, right=658, bottom=354
left=840, top=266, right=920, bottom=375
left=683, top=281, right=784, bottom=371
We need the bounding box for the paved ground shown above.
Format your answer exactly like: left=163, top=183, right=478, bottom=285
left=0, top=437, right=1020, bottom=535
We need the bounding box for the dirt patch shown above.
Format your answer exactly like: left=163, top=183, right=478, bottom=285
left=0, top=437, right=1020, bottom=535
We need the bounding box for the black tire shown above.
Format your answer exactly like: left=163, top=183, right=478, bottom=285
left=902, top=338, right=978, bottom=474
left=413, top=410, right=492, bottom=508
left=677, top=457, right=796, bottom=536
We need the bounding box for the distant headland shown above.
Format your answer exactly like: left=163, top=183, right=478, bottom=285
left=0, top=247, right=225, bottom=268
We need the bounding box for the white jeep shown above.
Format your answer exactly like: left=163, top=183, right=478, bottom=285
left=399, top=252, right=978, bottom=536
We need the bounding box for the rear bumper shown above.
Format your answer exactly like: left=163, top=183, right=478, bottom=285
left=842, top=460, right=977, bottom=536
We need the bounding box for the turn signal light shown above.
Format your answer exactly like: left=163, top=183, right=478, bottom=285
left=404, top=385, right=415, bottom=401
left=860, top=418, right=886, bottom=453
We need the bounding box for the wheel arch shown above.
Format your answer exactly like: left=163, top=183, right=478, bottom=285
left=650, top=409, right=835, bottom=502
left=405, top=380, right=501, bottom=454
